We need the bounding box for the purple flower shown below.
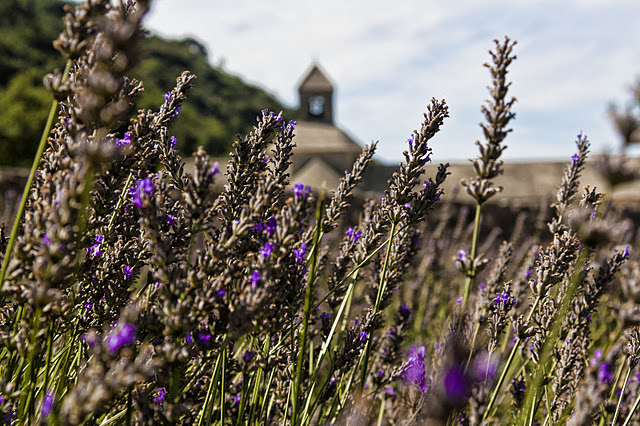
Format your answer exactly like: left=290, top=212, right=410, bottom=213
left=457, top=249, right=468, bottom=260
left=407, top=133, right=415, bottom=149
left=265, top=217, right=277, bottom=235
left=197, top=332, right=212, bottom=345
left=172, top=106, right=182, bottom=117
left=401, top=346, right=427, bottom=392
left=216, top=289, right=226, bottom=300
left=424, top=180, right=430, bottom=189
left=456, top=296, right=463, bottom=304
left=492, top=292, right=512, bottom=305
left=41, top=393, right=54, bottom=417
left=512, top=377, right=526, bottom=392
left=153, top=387, right=167, bottom=404
left=359, top=331, right=368, bottom=342
left=320, top=312, right=331, bottom=320
left=43, top=233, right=51, bottom=245
left=212, top=162, right=220, bottom=175
left=287, top=120, right=297, bottom=131
left=624, top=246, right=630, bottom=257
left=345, top=227, right=362, bottom=243
left=525, top=269, right=531, bottom=278
left=293, top=243, right=307, bottom=264
left=107, top=323, right=136, bottom=354
left=169, top=136, right=177, bottom=149
left=233, top=394, right=242, bottom=404
left=167, top=214, right=176, bottom=226
left=598, top=362, right=613, bottom=383
left=123, top=265, right=133, bottom=279
left=115, top=132, right=132, bottom=147
left=130, top=177, right=155, bottom=208
left=293, top=182, right=310, bottom=200
left=399, top=304, right=411, bottom=316
left=572, top=153, right=580, bottom=165
left=243, top=351, right=255, bottom=362
left=260, top=242, right=274, bottom=258
left=185, top=333, right=193, bottom=344
left=443, top=366, right=470, bottom=401
left=164, top=91, right=171, bottom=102
left=250, top=271, right=261, bottom=286
left=87, top=234, right=104, bottom=258
left=85, top=301, right=93, bottom=310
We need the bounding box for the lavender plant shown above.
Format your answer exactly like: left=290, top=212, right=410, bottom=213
left=0, top=2, right=638, bottom=425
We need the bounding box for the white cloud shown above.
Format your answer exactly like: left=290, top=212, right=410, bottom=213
left=145, top=0, right=640, bottom=163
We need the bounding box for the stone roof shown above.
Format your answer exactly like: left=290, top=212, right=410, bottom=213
left=292, top=121, right=362, bottom=155
left=420, top=157, right=640, bottom=207
left=298, top=64, right=334, bottom=92
left=290, top=157, right=344, bottom=191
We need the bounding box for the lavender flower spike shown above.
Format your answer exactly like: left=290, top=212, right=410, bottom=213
left=107, top=323, right=137, bottom=354
left=130, top=177, right=155, bottom=208
left=41, top=393, right=54, bottom=417
left=401, top=346, right=428, bottom=392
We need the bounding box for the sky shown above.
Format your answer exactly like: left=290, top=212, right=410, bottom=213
left=144, top=0, right=640, bottom=165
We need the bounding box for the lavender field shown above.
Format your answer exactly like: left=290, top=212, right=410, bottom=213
left=1, top=1, right=640, bottom=425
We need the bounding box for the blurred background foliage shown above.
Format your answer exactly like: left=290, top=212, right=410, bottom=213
left=0, top=0, right=293, bottom=166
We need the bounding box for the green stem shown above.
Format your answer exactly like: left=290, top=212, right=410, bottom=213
left=301, top=276, right=359, bottom=422
left=41, top=320, right=56, bottom=399
left=53, top=321, right=78, bottom=397
left=622, top=387, right=640, bottom=426
left=612, top=364, right=631, bottom=426
left=259, top=368, right=277, bottom=425
left=359, top=222, right=396, bottom=390
left=483, top=295, right=541, bottom=421
left=107, top=172, right=134, bottom=230
left=247, top=337, right=270, bottom=425
left=197, top=350, right=223, bottom=426
left=291, top=193, right=325, bottom=425
left=235, top=375, right=251, bottom=426
left=312, top=224, right=406, bottom=312
left=458, top=202, right=482, bottom=331
left=220, top=348, right=227, bottom=426
left=376, top=396, right=385, bottom=426
left=19, top=307, right=43, bottom=421
left=0, top=60, right=72, bottom=288
left=517, top=248, right=589, bottom=424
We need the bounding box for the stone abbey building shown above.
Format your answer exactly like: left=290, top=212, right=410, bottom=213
left=288, top=64, right=365, bottom=192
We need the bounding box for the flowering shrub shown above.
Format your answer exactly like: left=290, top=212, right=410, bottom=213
left=0, top=1, right=638, bottom=425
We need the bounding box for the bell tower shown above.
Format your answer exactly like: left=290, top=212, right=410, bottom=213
left=298, top=64, right=334, bottom=124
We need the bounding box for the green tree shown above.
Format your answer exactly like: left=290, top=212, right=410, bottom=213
left=0, top=0, right=292, bottom=165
